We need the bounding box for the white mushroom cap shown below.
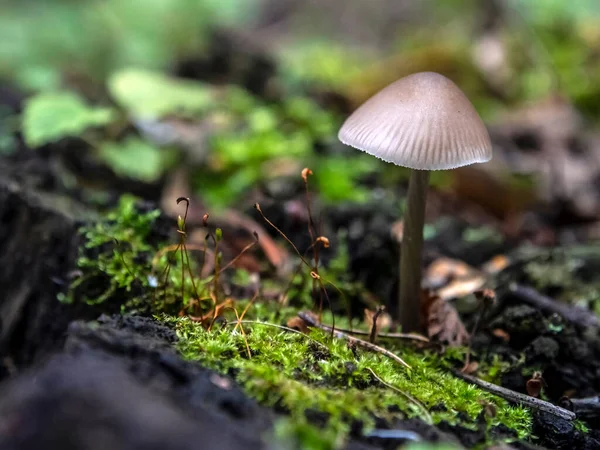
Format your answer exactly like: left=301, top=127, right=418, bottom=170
left=338, top=72, right=492, bottom=170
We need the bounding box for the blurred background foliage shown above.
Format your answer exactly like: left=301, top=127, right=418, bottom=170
left=2, top=0, right=600, bottom=210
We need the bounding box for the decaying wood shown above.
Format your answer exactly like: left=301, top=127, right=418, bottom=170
left=0, top=170, right=89, bottom=367
left=569, top=396, right=600, bottom=421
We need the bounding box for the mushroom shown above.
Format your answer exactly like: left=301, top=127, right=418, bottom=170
left=338, top=72, right=492, bottom=332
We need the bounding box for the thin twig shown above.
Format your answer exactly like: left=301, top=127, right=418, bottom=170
left=366, top=368, right=432, bottom=424
left=369, top=306, right=385, bottom=344
left=298, top=311, right=411, bottom=369
left=325, top=326, right=429, bottom=343
left=452, top=370, right=576, bottom=421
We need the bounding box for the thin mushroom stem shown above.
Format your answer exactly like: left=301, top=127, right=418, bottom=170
left=399, top=169, right=429, bottom=332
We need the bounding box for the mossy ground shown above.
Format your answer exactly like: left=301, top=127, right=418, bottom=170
left=64, top=196, right=534, bottom=449
left=161, top=302, right=532, bottom=449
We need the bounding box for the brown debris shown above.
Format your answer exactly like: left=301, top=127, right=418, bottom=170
left=462, top=361, right=479, bottom=375
left=491, top=328, right=510, bottom=343
left=286, top=316, right=310, bottom=334
left=364, top=307, right=392, bottom=343
left=420, top=289, right=469, bottom=346
left=526, top=371, right=547, bottom=398
left=423, top=257, right=487, bottom=301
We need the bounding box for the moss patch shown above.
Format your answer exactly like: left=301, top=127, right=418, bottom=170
left=64, top=195, right=534, bottom=448
left=58, top=195, right=172, bottom=313
left=161, top=305, right=532, bottom=449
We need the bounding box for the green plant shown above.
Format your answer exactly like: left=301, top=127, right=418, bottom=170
left=164, top=313, right=533, bottom=448
left=22, top=91, right=116, bottom=148
left=108, top=68, right=213, bottom=118
left=58, top=195, right=162, bottom=311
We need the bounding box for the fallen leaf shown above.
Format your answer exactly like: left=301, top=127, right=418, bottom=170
left=287, top=316, right=310, bottom=333
left=421, top=289, right=469, bottom=346
left=424, top=257, right=487, bottom=301
left=424, top=257, right=474, bottom=289
left=436, top=276, right=487, bottom=301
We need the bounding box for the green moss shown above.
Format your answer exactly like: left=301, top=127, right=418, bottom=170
left=62, top=191, right=535, bottom=449
left=272, top=417, right=338, bottom=450
left=522, top=251, right=600, bottom=313
left=574, top=419, right=590, bottom=434
left=161, top=308, right=533, bottom=449
left=58, top=193, right=224, bottom=316
left=59, top=194, right=188, bottom=314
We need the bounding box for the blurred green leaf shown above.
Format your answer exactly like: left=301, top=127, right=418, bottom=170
left=108, top=68, right=212, bottom=118
left=247, top=107, right=279, bottom=133
left=0, top=0, right=260, bottom=88
left=280, top=41, right=369, bottom=89
left=98, top=137, right=167, bottom=182
left=314, top=155, right=379, bottom=203
left=196, top=166, right=260, bottom=210
left=22, top=91, right=116, bottom=148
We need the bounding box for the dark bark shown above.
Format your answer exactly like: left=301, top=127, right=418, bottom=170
left=0, top=166, right=94, bottom=369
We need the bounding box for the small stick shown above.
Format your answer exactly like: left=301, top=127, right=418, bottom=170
left=509, top=283, right=600, bottom=328
left=452, top=370, right=576, bottom=421
left=298, top=311, right=411, bottom=369
left=366, top=367, right=432, bottom=424
left=369, top=306, right=385, bottom=344
left=320, top=326, right=429, bottom=343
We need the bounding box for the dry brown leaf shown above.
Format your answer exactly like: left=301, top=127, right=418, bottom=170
left=424, top=257, right=487, bottom=300
left=287, top=316, right=310, bottom=333
left=424, top=257, right=474, bottom=288
left=421, top=289, right=469, bottom=346
left=436, top=276, right=487, bottom=301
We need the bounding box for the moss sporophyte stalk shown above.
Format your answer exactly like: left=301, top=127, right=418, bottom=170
left=60, top=194, right=533, bottom=449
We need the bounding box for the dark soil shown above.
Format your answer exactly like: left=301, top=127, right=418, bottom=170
left=0, top=315, right=274, bottom=450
